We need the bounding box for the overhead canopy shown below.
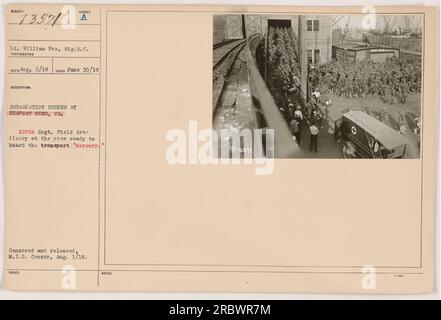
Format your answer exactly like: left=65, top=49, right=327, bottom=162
left=343, top=111, right=409, bottom=149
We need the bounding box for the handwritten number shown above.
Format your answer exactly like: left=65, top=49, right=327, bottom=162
left=19, top=14, right=27, bottom=25
left=51, top=12, right=62, bottom=27
left=18, top=12, right=62, bottom=27
left=29, top=14, right=37, bottom=24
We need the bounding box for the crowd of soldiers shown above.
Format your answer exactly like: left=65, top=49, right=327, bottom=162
left=308, top=57, right=422, bottom=105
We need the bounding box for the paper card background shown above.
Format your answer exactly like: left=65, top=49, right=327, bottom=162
left=0, top=0, right=439, bottom=296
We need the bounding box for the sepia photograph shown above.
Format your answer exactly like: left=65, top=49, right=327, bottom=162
left=213, top=14, right=423, bottom=159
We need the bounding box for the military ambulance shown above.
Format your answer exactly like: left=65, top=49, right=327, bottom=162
left=340, top=110, right=409, bottom=159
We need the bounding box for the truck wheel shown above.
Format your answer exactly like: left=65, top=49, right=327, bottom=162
left=342, top=142, right=356, bottom=159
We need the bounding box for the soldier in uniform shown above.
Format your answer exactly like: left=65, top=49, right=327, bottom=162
left=314, top=57, right=421, bottom=104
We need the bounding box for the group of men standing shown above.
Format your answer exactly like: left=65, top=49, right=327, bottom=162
left=309, top=57, right=421, bottom=105
left=288, top=104, right=320, bottom=152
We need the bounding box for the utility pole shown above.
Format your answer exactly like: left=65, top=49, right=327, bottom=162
left=241, top=14, right=246, bottom=39
left=298, top=16, right=308, bottom=103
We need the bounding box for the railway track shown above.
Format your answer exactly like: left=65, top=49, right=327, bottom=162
left=213, top=47, right=257, bottom=130
left=212, top=40, right=258, bottom=159
left=213, top=38, right=242, bottom=50
left=212, top=39, right=247, bottom=111
left=212, top=35, right=299, bottom=159
left=212, top=39, right=246, bottom=69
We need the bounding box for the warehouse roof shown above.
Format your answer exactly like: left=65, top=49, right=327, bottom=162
left=333, top=43, right=367, bottom=49
left=333, top=43, right=397, bottom=52
left=400, top=49, right=422, bottom=56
